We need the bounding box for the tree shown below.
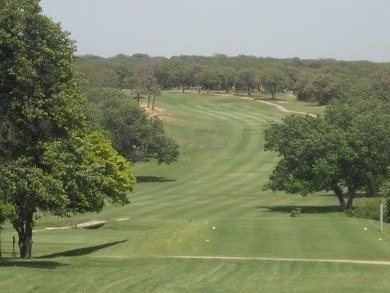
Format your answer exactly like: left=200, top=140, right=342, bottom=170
left=197, top=67, right=221, bottom=94
left=294, top=72, right=343, bottom=105
left=101, top=98, right=180, bottom=165
left=260, top=68, right=289, bottom=100
left=0, top=0, right=135, bottom=258
left=219, top=66, right=236, bottom=93
left=264, top=97, right=390, bottom=210
left=237, top=68, right=257, bottom=96
left=140, top=74, right=160, bottom=109
left=114, top=65, right=130, bottom=90
left=83, top=87, right=179, bottom=165
left=368, top=67, right=390, bottom=101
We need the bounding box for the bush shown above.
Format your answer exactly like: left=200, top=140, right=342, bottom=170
left=350, top=198, right=385, bottom=221
left=290, top=208, right=302, bottom=217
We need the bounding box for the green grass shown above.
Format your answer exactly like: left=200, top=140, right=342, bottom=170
left=1, top=91, right=389, bottom=292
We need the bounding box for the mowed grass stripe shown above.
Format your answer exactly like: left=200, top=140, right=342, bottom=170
left=130, top=105, right=269, bottom=221
left=4, top=257, right=388, bottom=292
left=135, top=96, right=278, bottom=198
left=158, top=103, right=268, bottom=196
left=3, top=91, right=390, bottom=292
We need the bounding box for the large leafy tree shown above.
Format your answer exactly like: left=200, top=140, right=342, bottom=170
left=100, top=97, right=179, bottom=165
left=294, top=72, right=343, bottom=105
left=264, top=97, right=390, bottom=210
left=237, top=68, right=257, bottom=96
left=197, top=67, right=221, bottom=94
left=83, top=88, right=180, bottom=165
left=0, top=0, right=135, bottom=258
left=260, top=68, right=290, bottom=100
left=138, top=74, right=160, bottom=109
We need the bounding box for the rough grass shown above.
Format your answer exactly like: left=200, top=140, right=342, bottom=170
left=0, top=91, right=389, bottom=292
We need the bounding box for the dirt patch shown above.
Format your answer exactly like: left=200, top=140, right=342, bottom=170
left=139, top=103, right=175, bottom=121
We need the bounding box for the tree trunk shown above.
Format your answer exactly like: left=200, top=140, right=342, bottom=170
left=147, top=94, right=151, bottom=108
left=336, top=193, right=346, bottom=210
left=333, top=186, right=346, bottom=210
left=346, top=188, right=356, bottom=210
left=13, top=211, right=34, bottom=259
left=152, top=95, right=156, bottom=110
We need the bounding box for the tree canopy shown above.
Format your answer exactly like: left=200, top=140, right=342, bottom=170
left=264, top=97, right=390, bottom=210
left=0, top=0, right=135, bottom=258
left=76, top=54, right=390, bottom=105
left=84, top=89, right=179, bottom=165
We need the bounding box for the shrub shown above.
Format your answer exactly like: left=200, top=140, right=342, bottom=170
left=351, top=198, right=385, bottom=221
left=290, top=208, right=302, bottom=217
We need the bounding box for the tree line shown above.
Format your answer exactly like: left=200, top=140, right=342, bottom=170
left=77, top=53, right=390, bottom=104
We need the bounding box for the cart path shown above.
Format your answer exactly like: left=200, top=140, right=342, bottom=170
left=233, top=94, right=317, bottom=117
left=253, top=99, right=317, bottom=117
left=90, top=255, right=390, bottom=266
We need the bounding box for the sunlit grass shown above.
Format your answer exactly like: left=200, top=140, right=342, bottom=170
left=0, top=91, right=388, bottom=292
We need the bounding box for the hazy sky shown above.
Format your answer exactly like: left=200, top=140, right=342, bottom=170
left=40, top=0, right=390, bottom=61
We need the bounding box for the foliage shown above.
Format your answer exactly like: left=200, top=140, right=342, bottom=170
left=138, top=74, right=160, bottom=109
left=260, top=68, right=290, bottom=99
left=347, top=197, right=385, bottom=221
left=0, top=0, right=135, bottom=258
left=294, top=72, right=343, bottom=105
left=197, top=67, right=221, bottom=94
left=236, top=68, right=257, bottom=96
left=101, top=98, right=179, bottom=165
left=264, top=97, right=390, bottom=210
left=82, top=87, right=179, bottom=165
left=44, top=132, right=135, bottom=211
left=76, top=53, right=390, bottom=105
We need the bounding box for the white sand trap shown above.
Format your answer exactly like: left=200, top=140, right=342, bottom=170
left=77, top=220, right=107, bottom=229
left=45, top=226, right=71, bottom=230
left=115, top=217, right=130, bottom=221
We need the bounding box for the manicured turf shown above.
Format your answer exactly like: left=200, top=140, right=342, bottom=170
left=1, top=92, right=389, bottom=292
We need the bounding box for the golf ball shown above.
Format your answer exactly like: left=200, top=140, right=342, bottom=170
left=364, top=227, right=367, bottom=230
left=206, top=239, right=210, bottom=243
left=212, top=226, right=216, bottom=230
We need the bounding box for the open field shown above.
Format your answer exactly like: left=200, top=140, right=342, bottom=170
left=1, top=92, right=389, bottom=292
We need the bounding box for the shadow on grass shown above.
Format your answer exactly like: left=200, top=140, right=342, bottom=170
left=39, top=240, right=127, bottom=259
left=0, top=259, right=66, bottom=269
left=258, top=205, right=342, bottom=214
left=136, top=176, right=176, bottom=183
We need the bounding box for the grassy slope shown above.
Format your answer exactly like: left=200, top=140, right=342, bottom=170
left=1, top=92, right=389, bottom=292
